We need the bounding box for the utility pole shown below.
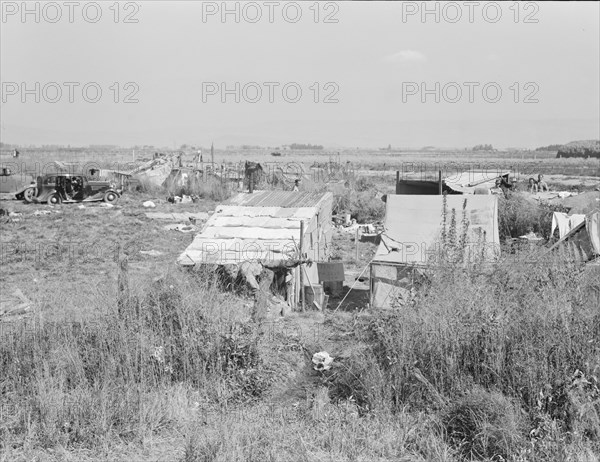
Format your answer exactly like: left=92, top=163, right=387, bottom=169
left=211, top=142, right=214, bottom=165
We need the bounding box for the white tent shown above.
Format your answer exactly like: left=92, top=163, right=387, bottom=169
left=371, top=194, right=500, bottom=308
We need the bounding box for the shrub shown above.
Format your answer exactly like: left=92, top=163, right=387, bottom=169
left=181, top=175, right=231, bottom=202
left=443, top=387, right=526, bottom=460
left=323, top=347, right=388, bottom=415
left=332, top=189, right=385, bottom=223
left=497, top=193, right=570, bottom=240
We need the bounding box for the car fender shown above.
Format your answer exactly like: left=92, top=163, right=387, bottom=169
left=34, top=189, right=57, bottom=202
left=13, top=182, right=37, bottom=196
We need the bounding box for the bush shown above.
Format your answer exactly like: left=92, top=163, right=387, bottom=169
left=332, top=189, right=385, bottom=223
left=443, top=387, right=526, bottom=460
left=323, top=347, right=388, bottom=415
left=180, top=175, right=231, bottom=202
left=498, top=193, right=569, bottom=240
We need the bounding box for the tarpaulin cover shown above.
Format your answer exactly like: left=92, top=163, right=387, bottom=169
left=444, top=171, right=511, bottom=194
left=588, top=211, right=600, bottom=255
left=370, top=194, right=500, bottom=308
left=373, top=194, right=500, bottom=266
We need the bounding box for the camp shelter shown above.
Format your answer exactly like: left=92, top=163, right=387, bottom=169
left=444, top=171, right=511, bottom=194
left=549, top=191, right=600, bottom=215
left=370, top=194, right=500, bottom=308
left=396, top=170, right=511, bottom=195
left=163, top=167, right=195, bottom=191
left=178, top=190, right=333, bottom=306
left=549, top=210, right=600, bottom=262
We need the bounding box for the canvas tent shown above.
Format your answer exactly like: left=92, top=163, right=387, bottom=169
left=371, top=194, right=500, bottom=308
left=178, top=190, right=333, bottom=306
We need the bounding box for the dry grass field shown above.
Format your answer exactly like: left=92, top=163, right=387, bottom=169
left=1, top=147, right=599, bottom=461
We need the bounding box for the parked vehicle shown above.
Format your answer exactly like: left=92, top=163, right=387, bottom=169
left=32, top=173, right=121, bottom=205
left=0, top=167, right=37, bottom=202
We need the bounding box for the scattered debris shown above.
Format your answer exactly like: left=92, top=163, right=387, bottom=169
left=532, top=191, right=580, bottom=202
left=145, top=212, right=209, bottom=221
left=167, top=194, right=199, bottom=204
left=99, top=203, right=114, bottom=208
left=558, top=191, right=578, bottom=198
left=519, top=231, right=543, bottom=241
left=140, top=250, right=164, bottom=257
left=163, top=223, right=198, bottom=233
left=312, top=351, right=334, bottom=371
left=338, top=221, right=376, bottom=234
left=143, top=201, right=156, bottom=208
left=33, top=210, right=52, bottom=216
left=78, top=205, right=86, bottom=209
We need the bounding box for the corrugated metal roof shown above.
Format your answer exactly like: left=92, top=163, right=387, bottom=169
left=227, top=190, right=332, bottom=208
left=177, top=204, right=319, bottom=265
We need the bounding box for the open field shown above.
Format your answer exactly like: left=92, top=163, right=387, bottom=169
left=2, top=148, right=599, bottom=178
left=3, top=0, right=599, bottom=459
left=1, top=151, right=599, bottom=462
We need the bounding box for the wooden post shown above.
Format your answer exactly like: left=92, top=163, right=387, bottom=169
left=396, top=170, right=400, bottom=194
left=355, top=227, right=359, bottom=262
left=117, top=253, right=130, bottom=318
left=369, top=264, right=373, bottom=308
left=300, top=220, right=305, bottom=312
left=438, top=170, right=442, bottom=195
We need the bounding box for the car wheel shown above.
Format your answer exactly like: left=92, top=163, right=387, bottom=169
left=103, top=191, right=119, bottom=203
left=23, top=187, right=36, bottom=203
left=47, top=193, right=61, bottom=205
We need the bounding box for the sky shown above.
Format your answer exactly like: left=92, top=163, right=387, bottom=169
left=1, top=1, right=599, bottom=149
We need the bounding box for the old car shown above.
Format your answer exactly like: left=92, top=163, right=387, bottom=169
left=32, top=173, right=121, bottom=205
left=0, top=167, right=37, bottom=202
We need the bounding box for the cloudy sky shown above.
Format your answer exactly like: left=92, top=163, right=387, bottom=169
left=1, top=1, right=599, bottom=148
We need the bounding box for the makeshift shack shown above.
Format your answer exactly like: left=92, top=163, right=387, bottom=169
left=178, top=190, right=333, bottom=307
left=396, top=170, right=512, bottom=195
left=371, top=194, right=500, bottom=308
